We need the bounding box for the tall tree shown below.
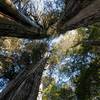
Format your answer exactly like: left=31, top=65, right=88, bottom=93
left=0, top=0, right=100, bottom=100
left=0, top=41, right=48, bottom=100
left=0, top=0, right=100, bottom=39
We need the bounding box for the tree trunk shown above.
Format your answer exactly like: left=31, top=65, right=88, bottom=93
left=0, top=42, right=48, bottom=100
left=0, top=56, right=47, bottom=100
left=0, top=14, right=48, bottom=39
left=76, top=63, right=100, bottom=100
left=0, top=0, right=41, bottom=29
left=0, top=0, right=100, bottom=39
left=47, top=0, right=100, bottom=35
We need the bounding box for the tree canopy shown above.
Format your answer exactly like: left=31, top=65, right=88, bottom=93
left=0, top=0, right=100, bottom=100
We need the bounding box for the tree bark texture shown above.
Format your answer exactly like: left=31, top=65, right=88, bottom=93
left=0, top=43, right=48, bottom=100
left=63, top=0, right=100, bottom=30
left=0, top=15, right=49, bottom=39
left=0, top=0, right=100, bottom=39
left=48, top=0, right=100, bottom=35
left=0, top=0, right=41, bottom=29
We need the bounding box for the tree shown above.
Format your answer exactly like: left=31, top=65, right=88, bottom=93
left=0, top=0, right=100, bottom=39
left=42, top=76, right=75, bottom=100
left=0, top=40, right=48, bottom=100
left=45, top=25, right=100, bottom=100
left=0, top=0, right=100, bottom=100
left=59, top=25, right=100, bottom=100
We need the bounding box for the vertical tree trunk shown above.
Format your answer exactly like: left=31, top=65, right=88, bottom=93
left=76, top=63, right=100, bottom=100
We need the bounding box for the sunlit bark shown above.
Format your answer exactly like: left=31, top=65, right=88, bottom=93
left=0, top=0, right=100, bottom=38
left=0, top=0, right=41, bottom=29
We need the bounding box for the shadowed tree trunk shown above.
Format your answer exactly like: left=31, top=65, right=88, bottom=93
left=0, top=0, right=41, bottom=29
left=48, top=0, right=100, bottom=35
left=0, top=42, right=48, bottom=100
left=0, top=15, right=49, bottom=39
left=0, top=0, right=100, bottom=38
left=76, top=62, right=100, bottom=100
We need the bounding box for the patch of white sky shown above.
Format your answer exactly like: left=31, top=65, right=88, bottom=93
left=0, top=78, right=9, bottom=92
left=31, top=0, right=44, bottom=12
left=50, top=30, right=78, bottom=47
left=31, top=0, right=62, bottom=13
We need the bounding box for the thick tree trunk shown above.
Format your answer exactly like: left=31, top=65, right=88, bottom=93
left=0, top=42, right=48, bottom=100
left=0, top=0, right=41, bottom=29
left=0, top=14, right=49, bottom=39
left=0, top=57, right=47, bottom=100
left=0, top=0, right=100, bottom=39
left=76, top=63, right=100, bottom=100
left=48, top=0, right=100, bottom=35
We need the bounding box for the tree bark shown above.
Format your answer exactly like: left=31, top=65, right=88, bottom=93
left=76, top=63, right=100, bottom=100
left=0, top=15, right=49, bottom=39
left=0, top=0, right=100, bottom=39
left=0, top=42, right=48, bottom=100
left=0, top=0, right=41, bottom=29
left=48, top=0, right=100, bottom=35
left=0, top=56, right=47, bottom=100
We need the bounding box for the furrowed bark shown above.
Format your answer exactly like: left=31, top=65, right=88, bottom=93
left=10, top=59, right=46, bottom=100
left=0, top=0, right=100, bottom=39
left=0, top=57, right=47, bottom=100
left=60, top=0, right=100, bottom=32
left=47, top=0, right=100, bottom=35
left=59, top=0, right=95, bottom=25
left=0, top=0, right=41, bottom=29
left=0, top=15, right=49, bottom=39
left=0, top=42, right=48, bottom=100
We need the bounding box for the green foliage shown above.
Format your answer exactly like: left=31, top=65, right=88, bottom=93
left=46, top=24, right=100, bottom=100
left=70, top=24, right=100, bottom=99
left=42, top=78, right=74, bottom=100
left=0, top=22, right=100, bottom=100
